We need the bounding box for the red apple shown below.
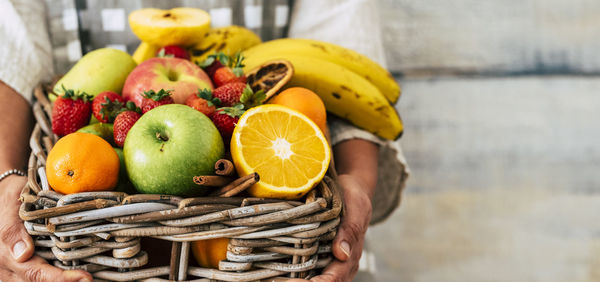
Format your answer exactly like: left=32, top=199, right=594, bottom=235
left=122, top=57, right=213, bottom=106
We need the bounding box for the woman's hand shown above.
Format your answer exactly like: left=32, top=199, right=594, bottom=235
left=288, top=174, right=373, bottom=282
left=0, top=175, right=92, bottom=281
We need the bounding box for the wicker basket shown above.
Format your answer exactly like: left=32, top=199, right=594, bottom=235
left=19, top=84, right=342, bottom=281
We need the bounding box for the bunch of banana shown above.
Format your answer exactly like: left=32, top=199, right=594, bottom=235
left=132, top=25, right=261, bottom=65
left=242, top=40, right=403, bottom=140
left=189, top=25, right=262, bottom=65
left=242, top=38, right=400, bottom=103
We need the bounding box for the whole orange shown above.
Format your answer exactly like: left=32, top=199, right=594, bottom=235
left=269, top=87, right=328, bottom=134
left=191, top=238, right=229, bottom=268
left=46, top=132, right=119, bottom=194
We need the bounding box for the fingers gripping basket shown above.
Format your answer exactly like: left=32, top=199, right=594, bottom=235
left=19, top=84, right=342, bottom=281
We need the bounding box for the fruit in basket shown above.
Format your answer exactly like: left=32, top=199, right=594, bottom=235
left=212, top=82, right=246, bottom=107
left=209, top=104, right=244, bottom=146
left=122, top=57, right=213, bottom=106
left=113, top=102, right=142, bottom=148
left=185, top=88, right=220, bottom=116
left=156, top=45, right=190, bottom=60
left=92, top=91, right=125, bottom=123
left=129, top=8, right=210, bottom=46
left=242, top=38, right=401, bottom=103
left=244, top=59, right=294, bottom=101
left=270, top=87, right=328, bottom=134
left=243, top=54, right=403, bottom=140
left=124, top=104, right=224, bottom=196
left=51, top=87, right=93, bottom=136
left=46, top=132, right=119, bottom=194
left=190, top=25, right=261, bottom=65
left=191, top=238, right=229, bottom=269
left=77, top=123, right=114, bottom=145
left=200, top=52, right=246, bottom=87
left=213, top=66, right=246, bottom=87
left=132, top=41, right=160, bottom=64
left=231, top=105, right=331, bottom=199
left=141, top=89, right=174, bottom=113
left=52, top=48, right=137, bottom=98
left=113, top=147, right=136, bottom=194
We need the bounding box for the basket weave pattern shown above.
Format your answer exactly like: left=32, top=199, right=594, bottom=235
left=18, top=85, right=342, bottom=281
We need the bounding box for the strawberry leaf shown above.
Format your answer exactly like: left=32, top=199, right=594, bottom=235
left=239, top=84, right=266, bottom=108
left=60, top=84, right=92, bottom=102
left=123, top=101, right=142, bottom=114
left=218, top=103, right=245, bottom=118
left=231, top=52, right=245, bottom=68
left=196, top=88, right=221, bottom=107
left=143, top=89, right=173, bottom=101
left=232, top=67, right=244, bottom=77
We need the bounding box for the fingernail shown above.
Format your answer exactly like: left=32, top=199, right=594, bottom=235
left=78, top=278, right=91, bottom=282
left=340, top=240, right=351, bottom=258
left=12, top=241, right=26, bottom=259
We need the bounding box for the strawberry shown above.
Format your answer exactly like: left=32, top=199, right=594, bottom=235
left=199, top=52, right=246, bottom=86
left=92, top=91, right=125, bottom=123
left=213, top=67, right=246, bottom=87
left=213, top=83, right=266, bottom=108
left=51, top=86, right=93, bottom=136
left=113, top=102, right=142, bottom=147
left=212, top=82, right=246, bottom=107
left=198, top=52, right=227, bottom=77
left=209, top=104, right=245, bottom=145
left=156, top=45, right=190, bottom=60
left=185, top=88, right=221, bottom=116
left=141, top=89, right=174, bottom=114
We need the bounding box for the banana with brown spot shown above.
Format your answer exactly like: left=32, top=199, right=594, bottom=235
left=189, top=25, right=262, bottom=65
left=243, top=54, right=403, bottom=140
left=242, top=38, right=400, bottom=103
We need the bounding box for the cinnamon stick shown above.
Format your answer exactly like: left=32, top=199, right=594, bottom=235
left=209, top=173, right=259, bottom=197
left=192, top=175, right=234, bottom=187
left=215, top=159, right=235, bottom=176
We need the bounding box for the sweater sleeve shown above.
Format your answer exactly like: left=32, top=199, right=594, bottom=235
left=0, top=0, right=54, bottom=103
left=288, top=0, right=409, bottom=224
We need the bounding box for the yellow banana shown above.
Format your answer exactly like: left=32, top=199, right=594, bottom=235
left=243, top=54, right=403, bottom=140
left=242, top=38, right=400, bottom=103
left=132, top=41, right=160, bottom=64
left=190, top=25, right=261, bottom=65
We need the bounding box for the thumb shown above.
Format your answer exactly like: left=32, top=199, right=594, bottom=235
left=330, top=175, right=372, bottom=262
left=1, top=221, right=35, bottom=263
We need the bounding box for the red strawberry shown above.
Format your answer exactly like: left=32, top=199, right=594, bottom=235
left=212, top=82, right=246, bottom=107
left=92, top=91, right=125, bottom=123
left=213, top=83, right=266, bottom=108
left=157, top=45, right=190, bottom=60
left=141, top=89, right=174, bottom=113
left=185, top=88, right=221, bottom=116
left=113, top=102, right=142, bottom=147
left=209, top=104, right=245, bottom=145
left=199, top=52, right=245, bottom=86
left=213, top=67, right=246, bottom=87
left=51, top=86, right=93, bottom=136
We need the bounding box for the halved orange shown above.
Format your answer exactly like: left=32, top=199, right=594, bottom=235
left=231, top=105, right=331, bottom=199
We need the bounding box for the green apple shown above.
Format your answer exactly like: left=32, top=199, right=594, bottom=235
left=77, top=123, right=114, bottom=145
left=53, top=48, right=137, bottom=98
left=124, top=104, right=224, bottom=196
left=113, top=148, right=136, bottom=194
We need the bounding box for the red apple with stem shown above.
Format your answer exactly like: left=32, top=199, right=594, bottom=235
left=122, top=57, right=213, bottom=106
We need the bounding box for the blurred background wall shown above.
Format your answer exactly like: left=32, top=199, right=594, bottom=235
left=372, top=0, right=600, bottom=281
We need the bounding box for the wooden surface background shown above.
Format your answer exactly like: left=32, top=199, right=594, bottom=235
left=379, top=0, right=600, bottom=75
left=370, top=1, right=600, bottom=281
